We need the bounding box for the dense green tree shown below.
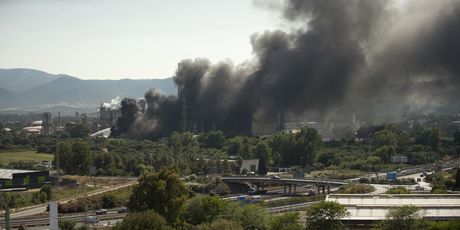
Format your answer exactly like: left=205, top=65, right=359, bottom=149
left=374, top=205, right=426, bottom=230
left=71, top=141, right=91, bottom=175
left=197, top=218, right=244, bottom=230
left=59, top=219, right=76, bottom=230
left=305, top=200, right=349, bottom=230
left=39, top=192, right=47, bottom=203
left=102, top=194, right=116, bottom=209
left=414, top=127, right=441, bottom=151
left=424, top=128, right=441, bottom=151
left=127, top=168, right=188, bottom=223
left=241, top=137, right=256, bottom=159
left=183, top=196, right=226, bottom=225
left=169, top=131, right=197, bottom=147
left=425, top=220, right=460, bottom=230
left=317, top=151, right=339, bottom=167
left=113, top=211, right=171, bottom=230
left=40, top=185, right=52, bottom=201
left=93, top=152, right=114, bottom=171
left=57, top=141, right=73, bottom=174
left=254, top=141, right=271, bottom=175
left=373, top=126, right=399, bottom=148
left=200, top=130, right=225, bottom=149
left=226, top=136, right=244, bottom=156
left=66, top=123, right=90, bottom=138
left=269, top=127, right=322, bottom=167
left=223, top=204, right=269, bottom=230
left=270, top=212, right=302, bottom=230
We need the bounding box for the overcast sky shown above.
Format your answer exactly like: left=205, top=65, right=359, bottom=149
left=0, top=0, right=280, bottom=79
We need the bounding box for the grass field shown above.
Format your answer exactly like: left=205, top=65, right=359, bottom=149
left=0, top=150, right=54, bottom=165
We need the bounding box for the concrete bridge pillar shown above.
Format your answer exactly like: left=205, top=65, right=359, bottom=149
left=293, top=184, right=297, bottom=194
left=284, top=185, right=287, bottom=195
left=322, top=186, right=325, bottom=194
left=327, top=185, right=330, bottom=194
left=288, top=184, right=292, bottom=195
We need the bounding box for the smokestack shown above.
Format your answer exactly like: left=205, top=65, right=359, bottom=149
left=42, top=112, right=52, bottom=135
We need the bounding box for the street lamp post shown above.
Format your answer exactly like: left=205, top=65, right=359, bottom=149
left=268, top=178, right=272, bottom=212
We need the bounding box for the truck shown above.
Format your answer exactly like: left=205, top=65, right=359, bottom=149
left=387, top=171, right=397, bottom=182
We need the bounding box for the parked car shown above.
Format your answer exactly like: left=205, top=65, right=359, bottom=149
left=307, top=189, right=317, bottom=196
left=85, top=216, right=98, bottom=224
left=270, top=175, right=281, bottom=180
left=95, top=209, right=107, bottom=215
left=117, top=207, right=128, bottom=213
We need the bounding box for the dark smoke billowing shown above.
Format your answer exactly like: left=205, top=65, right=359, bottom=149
left=118, top=0, right=460, bottom=138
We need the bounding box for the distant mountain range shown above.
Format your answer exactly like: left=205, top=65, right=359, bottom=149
left=0, top=68, right=176, bottom=114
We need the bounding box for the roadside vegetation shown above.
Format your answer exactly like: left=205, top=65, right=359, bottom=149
left=385, top=187, right=410, bottom=194
left=336, top=184, right=375, bottom=194
left=58, top=186, right=132, bottom=213
left=0, top=185, right=53, bottom=209
left=425, top=169, right=460, bottom=193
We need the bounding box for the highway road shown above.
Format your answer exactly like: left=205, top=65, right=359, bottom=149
left=10, top=180, right=136, bottom=219
left=3, top=200, right=316, bottom=229
left=366, top=161, right=460, bottom=194
left=2, top=211, right=126, bottom=229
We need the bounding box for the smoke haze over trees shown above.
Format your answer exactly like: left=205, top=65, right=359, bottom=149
left=114, top=0, right=460, bottom=138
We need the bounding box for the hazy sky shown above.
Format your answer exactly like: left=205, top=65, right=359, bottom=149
left=0, top=0, right=280, bottom=79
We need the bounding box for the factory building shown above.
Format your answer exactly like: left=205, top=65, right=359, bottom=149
left=0, top=168, right=50, bottom=189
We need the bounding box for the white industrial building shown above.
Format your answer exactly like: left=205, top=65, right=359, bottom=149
left=327, top=194, right=460, bottom=221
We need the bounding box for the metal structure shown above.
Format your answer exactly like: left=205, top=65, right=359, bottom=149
left=222, top=176, right=348, bottom=195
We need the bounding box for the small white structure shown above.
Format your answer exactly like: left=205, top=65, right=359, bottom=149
left=240, top=159, right=259, bottom=174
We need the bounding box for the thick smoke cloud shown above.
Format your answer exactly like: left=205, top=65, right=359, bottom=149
left=116, top=0, right=460, bottom=138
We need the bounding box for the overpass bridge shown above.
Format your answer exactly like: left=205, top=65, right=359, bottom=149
left=222, top=176, right=348, bottom=195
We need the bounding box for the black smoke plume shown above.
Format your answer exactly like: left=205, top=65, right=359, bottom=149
left=114, top=0, right=460, bottom=138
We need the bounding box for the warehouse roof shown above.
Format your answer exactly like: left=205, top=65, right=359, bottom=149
left=0, top=168, right=37, bottom=180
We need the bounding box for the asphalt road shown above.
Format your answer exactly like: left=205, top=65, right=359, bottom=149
left=10, top=180, right=136, bottom=219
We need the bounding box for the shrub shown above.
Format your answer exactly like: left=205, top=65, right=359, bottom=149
left=59, top=219, right=76, bottom=230
left=113, top=211, right=171, bottom=230
left=386, top=187, right=410, bottom=194
left=40, top=185, right=52, bottom=200
left=197, top=218, right=243, bottom=230
left=102, top=194, right=117, bottom=209
left=337, top=184, right=375, bottom=194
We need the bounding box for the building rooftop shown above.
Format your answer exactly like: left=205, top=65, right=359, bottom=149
left=327, top=194, right=460, bottom=220
left=0, top=168, right=37, bottom=180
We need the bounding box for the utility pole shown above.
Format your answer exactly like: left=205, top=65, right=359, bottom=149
left=4, top=208, right=10, bottom=230
left=56, top=136, right=60, bottom=184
